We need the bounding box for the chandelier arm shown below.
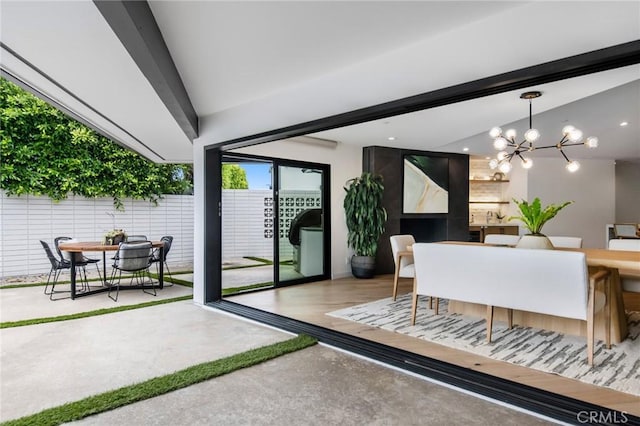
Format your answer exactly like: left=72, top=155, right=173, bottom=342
left=559, top=149, right=571, bottom=163
left=530, top=144, right=557, bottom=150
left=560, top=142, right=586, bottom=148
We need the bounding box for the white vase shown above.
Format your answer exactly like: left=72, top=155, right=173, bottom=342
left=516, top=234, right=554, bottom=250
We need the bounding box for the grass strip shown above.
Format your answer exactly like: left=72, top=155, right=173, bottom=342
left=144, top=273, right=193, bottom=288
left=242, top=256, right=273, bottom=265
left=0, top=282, right=49, bottom=290
left=163, top=276, right=193, bottom=288
left=0, top=295, right=192, bottom=329
left=222, top=281, right=274, bottom=296
left=222, top=263, right=271, bottom=271
left=0, top=271, right=194, bottom=290
left=1, top=334, right=317, bottom=426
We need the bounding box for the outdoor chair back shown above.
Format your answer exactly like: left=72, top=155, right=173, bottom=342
left=113, top=242, right=153, bottom=272
left=40, top=240, right=71, bottom=300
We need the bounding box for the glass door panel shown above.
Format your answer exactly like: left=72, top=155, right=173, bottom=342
left=220, top=157, right=274, bottom=295
left=276, top=164, right=325, bottom=285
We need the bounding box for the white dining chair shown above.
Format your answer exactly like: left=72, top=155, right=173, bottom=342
left=390, top=235, right=415, bottom=301
left=484, top=234, right=520, bottom=246
left=548, top=236, right=583, bottom=248
left=608, top=239, right=640, bottom=293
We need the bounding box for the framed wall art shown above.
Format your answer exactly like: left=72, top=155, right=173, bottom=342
left=403, top=154, right=449, bottom=214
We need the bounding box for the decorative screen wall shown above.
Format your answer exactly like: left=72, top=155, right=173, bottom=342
left=221, top=189, right=321, bottom=261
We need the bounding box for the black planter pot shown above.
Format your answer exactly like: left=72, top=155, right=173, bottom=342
left=351, top=255, right=376, bottom=279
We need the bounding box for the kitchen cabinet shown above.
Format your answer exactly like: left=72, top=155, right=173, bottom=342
left=469, top=224, right=519, bottom=243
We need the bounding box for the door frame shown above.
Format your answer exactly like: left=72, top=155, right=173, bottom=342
left=273, top=158, right=331, bottom=288
left=208, top=152, right=331, bottom=301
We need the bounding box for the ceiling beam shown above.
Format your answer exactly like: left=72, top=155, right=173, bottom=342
left=94, top=0, right=198, bottom=141
left=215, top=39, right=640, bottom=151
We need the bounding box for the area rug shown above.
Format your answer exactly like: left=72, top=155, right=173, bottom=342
left=327, top=294, right=640, bottom=396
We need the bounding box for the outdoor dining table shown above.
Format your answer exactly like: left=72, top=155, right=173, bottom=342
left=58, top=240, right=165, bottom=300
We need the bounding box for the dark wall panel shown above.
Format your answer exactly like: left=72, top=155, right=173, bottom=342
left=363, top=146, right=469, bottom=274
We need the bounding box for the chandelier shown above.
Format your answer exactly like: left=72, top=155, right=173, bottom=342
left=488, top=91, right=599, bottom=173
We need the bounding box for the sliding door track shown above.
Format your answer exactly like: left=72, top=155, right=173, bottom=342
left=210, top=299, right=639, bottom=426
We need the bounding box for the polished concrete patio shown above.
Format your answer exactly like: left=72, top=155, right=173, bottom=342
left=0, top=280, right=192, bottom=323
left=0, top=278, right=556, bottom=425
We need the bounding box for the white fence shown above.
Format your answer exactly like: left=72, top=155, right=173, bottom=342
left=1, top=189, right=322, bottom=278
left=221, top=189, right=322, bottom=261
left=0, top=192, right=194, bottom=278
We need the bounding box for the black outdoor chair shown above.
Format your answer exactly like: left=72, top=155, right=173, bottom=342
left=54, top=236, right=102, bottom=291
left=108, top=241, right=154, bottom=302
left=126, top=235, right=148, bottom=242
left=40, top=240, right=73, bottom=300
left=150, top=236, right=173, bottom=286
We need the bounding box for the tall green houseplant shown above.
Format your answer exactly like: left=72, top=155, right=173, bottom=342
left=344, top=172, right=387, bottom=278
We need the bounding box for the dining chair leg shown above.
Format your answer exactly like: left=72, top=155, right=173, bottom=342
left=486, top=305, right=494, bottom=343
left=49, top=270, right=71, bottom=301
left=44, top=268, right=55, bottom=295
left=108, top=270, right=121, bottom=302
left=142, top=270, right=157, bottom=296
left=164, top=261, right=173, bottom=287
left=392, top=259, right=401, bottom=301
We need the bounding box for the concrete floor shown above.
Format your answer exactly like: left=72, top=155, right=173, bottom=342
left=72, top=344, right=554, bottom=426
left=0, top=301, right=292, bottom=420
left=221, top=264, right=303, bottom=289
left=1, top=276, right=557, bottom=425
left=0, top=280, right=192, bottom=323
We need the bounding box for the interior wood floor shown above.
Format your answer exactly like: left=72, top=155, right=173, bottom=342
left=227, top=275, right=640, bottom=417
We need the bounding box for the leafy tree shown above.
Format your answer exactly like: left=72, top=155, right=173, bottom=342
left=0, top=78, right=192, bottom=210
left=221, top=164, right=248, bottom=189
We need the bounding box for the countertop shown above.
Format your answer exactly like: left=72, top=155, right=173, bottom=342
left=469, top=223, right=518, bottom=227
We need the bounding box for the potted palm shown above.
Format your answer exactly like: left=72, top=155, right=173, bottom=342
left=509, top=197, right=572, bottom=249
left=344, top=172, right=387, bottom=278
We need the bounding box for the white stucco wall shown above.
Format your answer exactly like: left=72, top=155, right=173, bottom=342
left=191, top=138, right=361, bottom=304
left=192, top=141, right=206, bottom=305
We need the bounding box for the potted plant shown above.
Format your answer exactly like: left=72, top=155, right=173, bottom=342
left=103, top=229, right=128, bottom=246
left=508, top=197, right=572, bottom=249
left=344, top=172, right=387, bottom=278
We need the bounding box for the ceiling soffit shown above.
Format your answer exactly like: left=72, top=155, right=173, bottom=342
left=195, top=2, right=640, bottom=148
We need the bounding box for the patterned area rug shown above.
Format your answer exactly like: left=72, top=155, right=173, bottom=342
left=327, top=294, right=640, bottom=396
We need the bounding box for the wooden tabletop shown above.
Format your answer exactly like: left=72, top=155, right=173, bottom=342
left=58, top=241, right=164, bottom=252
left=418, top=241, right=640, bottom=273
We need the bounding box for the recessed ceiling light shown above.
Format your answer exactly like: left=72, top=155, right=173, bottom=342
left=388, top=136, right=396, bottom=141
left=463, top=147, right=469, bottom=152
left=620, top=121, right=629, bottom=127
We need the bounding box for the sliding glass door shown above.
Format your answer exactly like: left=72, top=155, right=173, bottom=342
left=275, top=163, right=328, bottom=286
left=219, top=154, right=330, bottom=295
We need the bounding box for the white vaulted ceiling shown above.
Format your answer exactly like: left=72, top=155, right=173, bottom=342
left=1, top=1, right=639, bottom=162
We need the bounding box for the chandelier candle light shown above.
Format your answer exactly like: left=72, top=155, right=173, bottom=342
left=488, top=91, right=599, bottom=173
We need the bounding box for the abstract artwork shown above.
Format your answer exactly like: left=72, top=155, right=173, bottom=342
left=403, top=155, right=449, bottom=213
